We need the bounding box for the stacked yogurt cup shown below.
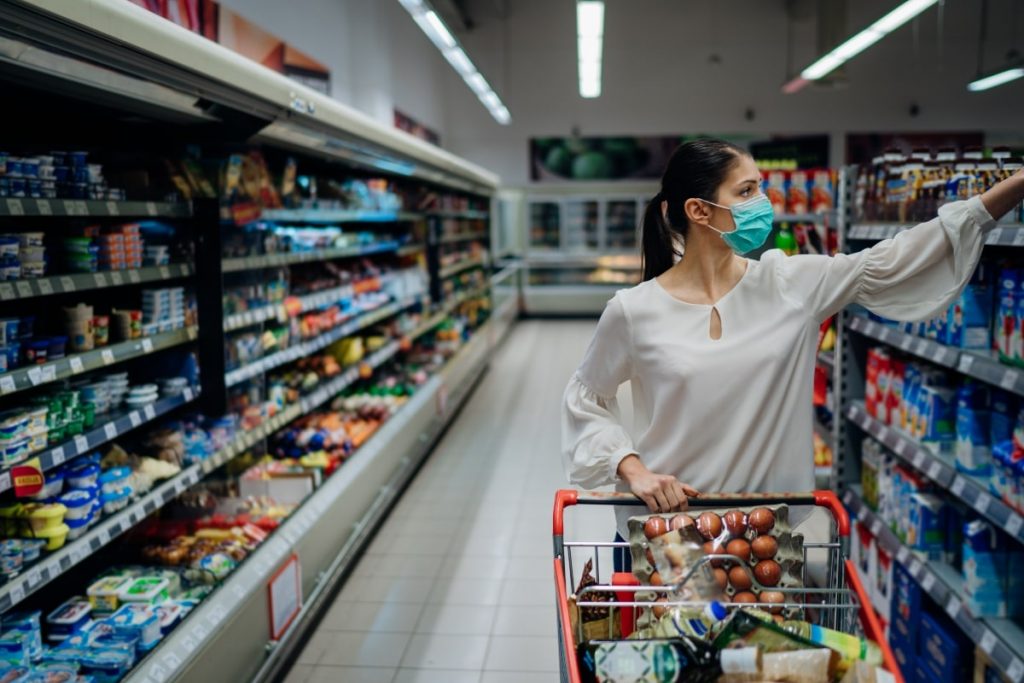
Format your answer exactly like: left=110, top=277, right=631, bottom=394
left=103, top=373, right=130, bottom=410
left=142, top=287, right=185, bottom=334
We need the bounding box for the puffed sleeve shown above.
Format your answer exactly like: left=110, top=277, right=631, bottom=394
left=778, top=196, right=997, bottom=322
left=561, top=293, right=637, bottom=489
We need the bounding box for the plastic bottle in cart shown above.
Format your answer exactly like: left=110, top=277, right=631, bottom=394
left=669, top=601, right=728, bottom=639
left=577, top=639, right=761, bottom=683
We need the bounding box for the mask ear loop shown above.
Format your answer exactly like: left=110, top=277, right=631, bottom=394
left=697, top=198, right=733, bottom=236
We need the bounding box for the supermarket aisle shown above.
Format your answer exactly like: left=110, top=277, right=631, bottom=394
left=284, top=319, right=619, bottom=683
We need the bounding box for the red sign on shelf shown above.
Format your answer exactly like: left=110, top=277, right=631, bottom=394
left=13, top=459, right=43, bottom=498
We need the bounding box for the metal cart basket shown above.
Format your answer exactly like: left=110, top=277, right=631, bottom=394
left=553, top=489, right=902, bottom=682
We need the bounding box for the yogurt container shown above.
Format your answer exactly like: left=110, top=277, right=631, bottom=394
left=32, top=524, right=68, bottom=551
left=2, top=439, right=30, bottom=467
left=0, top=540, right=22, bottom=576
left=29, top=468, right=63, bottom=500
left=26, top=504, right=65, bottom=533
left=5, top=612, right=42, bottom=662
left=58, top=490, right=94, bottom=521
left=98, top=468, right=130, bottom=495
left=155, top=602, right=183, bottom=635
left=19, top=540, right=44, bottom=563
left=65, top=462, right=99, bottom=489
left=0, top=412, right=29, bottom=441
left=25, top=408, right=46, bottom=432
left=79, top=648, right=133, bottom=682
left=0, top=631, right=29, bottom=666
left=117, top=577, right=169, bottom=606
left=109, top=604, right=160, bottom=651
left=87, top=576, right=131, bottom=615
left=25, top=429, right=47, bottom=456
left=0, top=320, right=18, bottom=346
left=46, top=599, right=92, bottom=638
left=100, top=488, right=130, bottom=515
left=64, top=513, right=92, bottom=541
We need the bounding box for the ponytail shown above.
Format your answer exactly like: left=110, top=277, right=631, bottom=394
left=641, top=194, right=678, bottom=281
left=638, top=138, right=749, bottom=282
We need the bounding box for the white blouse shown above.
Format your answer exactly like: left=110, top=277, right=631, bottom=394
left=562, top=196, right=997, bottom=538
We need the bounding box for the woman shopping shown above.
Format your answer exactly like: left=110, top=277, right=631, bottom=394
left=561, top=138, right=1024, bottom=564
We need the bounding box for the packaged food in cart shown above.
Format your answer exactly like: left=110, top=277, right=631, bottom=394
left=553, top=490, right=904, bottom=683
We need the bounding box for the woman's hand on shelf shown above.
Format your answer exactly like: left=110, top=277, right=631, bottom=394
left=617, top=454, right=699, bottom=512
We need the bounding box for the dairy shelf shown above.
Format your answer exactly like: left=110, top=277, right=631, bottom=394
left=0, top=388, right=197, bottom=495
left=224, top=297, right=420, bottom=387
left=848, top=222, right=1024, bottom=245
left=846, top=401, right=1024, bottom=544
left=440, top=231, right=488, bottom=244
left=844, top=488, right=1024, bottom=683
left=221, top=241, right=402, bottom=273
left=0, top=264, right=193, bottom=302
left=0, top=198, right=192, bottom=219
left=426, top=209, right=489, bottom=220
left=848, top=314, right=1024, bottom=398
left=0, top=340, right=402, bottom=615
left=223, top=282, right=386, bottom=332
left=0, top=326, right=197, bottom=399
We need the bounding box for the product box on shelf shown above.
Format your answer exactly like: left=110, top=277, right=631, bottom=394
left=918, top=612, right=970, bottom=682
left=890, top=562, right=922, bottom=657
left=963, top=518, right=1011, bottom=618
left=957, top=381, right=993, bottom=476
left=997, top=269, right=1020, bottom=365
left=948, top=264, right=994, bottom=351
left=862, top=439, right=882, bottom=511
left=886, top=358, right=907, bottom=428
left=853, top=520, right=878, bottom=594
left=918, top=385, right=957, bottom=453
left=874, top=545, right=894, bottom=622
left=866, top=347, right=891, bottom=420
left=907, top=493, right=946, bottom=559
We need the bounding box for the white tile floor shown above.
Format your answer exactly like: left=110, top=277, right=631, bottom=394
left=282, top=320, right=620, bottom=683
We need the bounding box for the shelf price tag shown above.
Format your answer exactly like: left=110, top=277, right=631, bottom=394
left=1008, top=513, right=1024, bottom=537
left=1014, top=231, right=1024, bottom=247
left=128, top=270, right=140, bottom=284
left=36, top=200, right=52, bottom=216
left=143, top=405, right=156, bottom=421
left=159, top=266, right=170, bottom=279
left=960, top=354, right=976, bottom=373
left=41, top=365, right=56, bottom=383
left=69, top=357, right=84, bottom=375
left=876, top=426, right=889, bottom=443
left=5, top=199, right=24, bottom=216
left=142, top=338, right=154, bottom=354
left=909, top=560, right=923, bottom=578
left=989, top=228, right=1005, bottom=244
left=0, top=376, right=15, bottom=395
left=945, top=595, right=961, bottom=619
left=920, top=571, right=936, bottom=592
left=0, top=472, right=10, bottom=491
left=109, top=271, right=123, bottom=286
left=0, top=283, right=13, bottom=300
left=24, top=567, right=41, bottom=589
left=36, top=280, right=52, bottom=296
left=50, top=447, right=64, bottom=466
left=15, top=282, right=31, bottom=298
left=101, top=349, right=115, bottom=366
left=951, top=477, right=966, bottom=497
left=59, top=276, right=75, bottom=293
left=9, top=583, right=24, bottom=605
left=977, top=492, right=992, bottom=514
left=912, top=450, right=926, bottom=469
left=106, top=201, right=119, bottom=216
left=146, top=202, right=157, bottom=216
left=893, top=439, right=907, bottom=456
left=93, top=273, right=107, bottom=288
left=1009, top=659, right=1024, bottom=683
left=26, top=367, right=43, bottom=386
left=927, top=461, right=942, bottom=480
left=897, top=546, right=910, bottom=564
left=104, top=423, right=118, bottom=441
left=182, top=387, right=194, bottom=402
left=74, top=435, right=88, bottom=454
left=980, top=629, right=998, bottom=656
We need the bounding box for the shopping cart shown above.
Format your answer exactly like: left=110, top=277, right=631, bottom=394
left=553, top=489, right=902, bottom=683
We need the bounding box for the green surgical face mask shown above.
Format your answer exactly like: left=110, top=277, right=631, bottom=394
left=701, top=194, right=775, bottom=255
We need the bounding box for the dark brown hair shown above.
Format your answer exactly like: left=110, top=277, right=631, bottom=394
left=641, top=138, right=748, bottom=281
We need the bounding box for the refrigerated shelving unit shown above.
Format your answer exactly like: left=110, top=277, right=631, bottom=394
left=829, top=165, right=1024, bottom=683
left=0, top=2, right=516, bottom=681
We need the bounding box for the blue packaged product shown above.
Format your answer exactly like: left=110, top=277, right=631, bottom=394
left=909, top=493, right=946, bottom=559
left=45, top=599, right=92, bottom=639
left=0, top=665, right=30, bottom=683
left=956, top=382, right=992, bottom=475
left=991, top=440, right=1015, bottom=500
left=991, top=390, right=1017, bottom=445
left=918, top=386, right=956, bottom=451
left=4, top=613, right=41, bottom=662
left=949, top=263, right=995, bottom=349
left=88, top=634, right=137, bottom=668
left=902, top=365, right=922, bottom=433
left=963, top=519, right=1009, bottom=617
left=79, top=649, right=132, bottom=683
left=108, top=604, right=160, bottom=652
left=997, top=269, right=1019, bottom=363
left=0, top=632, right=29, bottom=667
left=918, top=612, right=969, bottom=682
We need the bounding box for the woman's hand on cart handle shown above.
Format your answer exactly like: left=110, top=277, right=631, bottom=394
left=617, top=454, right=699, bottom=512
left=981, top=166, right=1024, bottom=221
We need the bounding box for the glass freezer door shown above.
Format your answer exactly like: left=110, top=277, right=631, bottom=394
left=528, top=201, right=561, bottom=251
left=563, top=200, right=599, bottom=251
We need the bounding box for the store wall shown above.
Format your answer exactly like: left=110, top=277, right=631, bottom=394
left=445, top=0, right=1024, bottom=184
left=217, top=0, right=454, bottom=142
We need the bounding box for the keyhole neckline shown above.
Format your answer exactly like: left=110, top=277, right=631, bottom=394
left=651, top=259, right=752, bottom=309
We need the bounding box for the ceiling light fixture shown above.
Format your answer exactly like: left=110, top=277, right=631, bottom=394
left=968, top=66, right=1024, bottom=91
left=397, top=0, right=511, bottom=124
left=577, top=1, right=605, bottom=98
left=783, top=0, right=939, bottom=93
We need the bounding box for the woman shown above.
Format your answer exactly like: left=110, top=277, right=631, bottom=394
left=562, top=138, right=1024, bottom=565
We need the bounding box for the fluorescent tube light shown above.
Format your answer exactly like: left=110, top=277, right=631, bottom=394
left=968, top=67, right=1024, bottom=91
left=577, top=1, right=605, bottom=98
left=790, top=0, right=939, bottom=90
left=424, top=10, right=456, bottom=48
left=397, top=0, right=510, bottom=125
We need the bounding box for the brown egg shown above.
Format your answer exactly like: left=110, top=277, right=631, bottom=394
left=772, top=614, right=785, bottom=624
left=725, top=538, right=751, bottom=563
left=732, top=591, right=757, bottom=604
left=760, top=590, right=786, bottom=614
left=669, top=514, right=694, bottom=531
left=748, top=508, right=776, bottom=534
left=645, top=548, right=656, bottom=567
left=650, top=571, right=663, bottom=586
left=723, top=510, right=748, bottom=537
left=703, top=541, right=724, bottom=568
left=728, top=565, right=753, bottom=591
left=653, top=597, right=669, bottom=618
left=644, top=516, right=669, bottom=540
left=713, top=567, right=729, bottom=589
left=751, top=534, right=779, bottom=560
left=697, top=512, right=723, bottom=540
left=754, top=560, right=782, bottom=587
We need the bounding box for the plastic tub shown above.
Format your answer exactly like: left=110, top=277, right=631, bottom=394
left=155, top=602, right=183, bottom=635
left=64, top=513, right=92, bottom=541
left=0, top=632, right=29, bottom=667
left=32, top=523, right=68, bottom=551
left=0, top=540, right=22, bottom=576
left=5, top=611, right=42, bottom=662
left=26, top=504, right=65, bottom=533
left=3, top=342, right=18, bottom=370
left=25, top=429, right=47, bottom=457
left=29, top=468, right=62, bottom=500
left=127, top=384, right=158, bottom=399
left=65, top=462, right=99, bottom=490
left=46, top=336, right=67, bottom=360
left=117, top=577, right=169, bottom=606
left=46, top=599, right=92, bottom=637
left=80, top=648, right=133, bottom=682
left=0, top=238, right=19, bottom=258
left=58, top=490, right=94, bottom=520
left=25, top=408, right=46, bottom=432
left=110, top=604, right=160, bottom=651
left=101, top=487, right=131, bottom=515
left=0, top=411, right=29, bottom=441
left=98, top=467, right=131, bottom=495
left=87, top=576, right=129, bottom=615
left=0, top=319, right=18, bottom=346
left=20, top=540, right=44, bottom=563
left=2, top=438, right=30, bottom=467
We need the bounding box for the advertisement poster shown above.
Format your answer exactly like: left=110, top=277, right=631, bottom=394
left=529, top=133, right=828, bottom=182
left=128, top=0, right=331, bottom=94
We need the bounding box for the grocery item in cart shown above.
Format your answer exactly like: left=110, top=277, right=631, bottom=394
left=577, top=637, right=762, bottom=683
left=630, top=505, right=805, bottom=611
left=719, top=647, right=834, bottom=683
left=570, top=558, right=621, bottom=640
